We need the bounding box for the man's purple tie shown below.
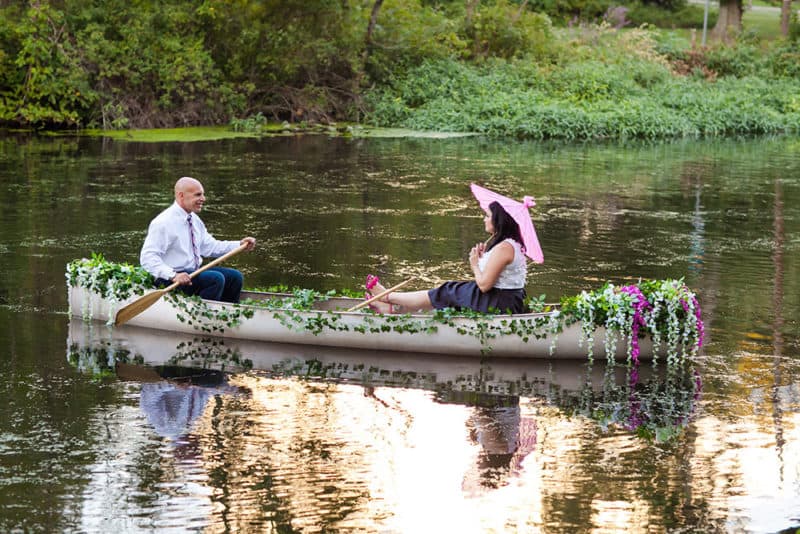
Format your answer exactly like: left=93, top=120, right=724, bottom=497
left=187, top=215, right=200, bottom=270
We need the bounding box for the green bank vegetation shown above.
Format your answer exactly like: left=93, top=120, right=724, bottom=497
left=1, top=0, right=799, bottom=140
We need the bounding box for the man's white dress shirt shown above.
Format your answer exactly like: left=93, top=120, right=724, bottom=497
left=140, top=202, right=239, bottom=281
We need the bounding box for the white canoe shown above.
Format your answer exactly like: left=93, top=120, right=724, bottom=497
left=68, top=285, right=659, bottom=360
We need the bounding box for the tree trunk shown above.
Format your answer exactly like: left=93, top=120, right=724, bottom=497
left=711, top=0, right=743, bottom=43
left=353, top=0, right=384, bottom=120
left=465, top=0, right=479, bottom=27
left=512, top=0, right=528, bottom=23
left=365, top=0, right=384, bottom=50
left=359, top=0, right=384, bottom=90
left=781, top=0, right=792, bottom=36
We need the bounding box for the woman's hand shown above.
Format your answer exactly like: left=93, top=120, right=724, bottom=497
left=469, top=243, right=484, bottom=267
left=471, top=241, right=514, bottom=292
left=470, top=242, right=486, bottom=262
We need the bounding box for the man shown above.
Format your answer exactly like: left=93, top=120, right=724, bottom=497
left=140, top=176, right=256, bottom=303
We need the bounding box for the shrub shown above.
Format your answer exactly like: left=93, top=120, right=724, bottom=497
left=8, top=3, right=97, bottom=127
left=626, top=3, right=716, bottom=29
left=546, top=61, right=642, bottom=103
left=365, top=0, right=466, bottom=85
left=703, top=42, right=762, bottom=77
left=527, top=0, right=616, bottom=24
left=462, top=0, right=554, bottom=61
left=363, top=54, right=800, bottom=140
left=764, top=42, right=800, bottom=78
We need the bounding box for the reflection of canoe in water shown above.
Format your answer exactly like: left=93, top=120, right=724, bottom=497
left=67, top=318, right=699, bottom=443
left=67, top=318, right=649, bottom=400
left=68, top=286, right=661, bottom=360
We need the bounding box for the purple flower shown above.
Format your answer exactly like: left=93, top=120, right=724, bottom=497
left=620, top=285, right=652, bottom=366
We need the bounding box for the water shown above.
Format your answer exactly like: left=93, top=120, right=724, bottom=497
left=1, top=132, right=799, bottom=532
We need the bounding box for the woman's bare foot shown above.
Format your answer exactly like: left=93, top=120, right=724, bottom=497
left=371, top=279, right=388, bottom=296
left=367, top=296, right=393, bottom=314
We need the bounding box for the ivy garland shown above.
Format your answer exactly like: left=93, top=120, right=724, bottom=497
left=66, top=257, right=704, bottom=363
left=66, top=253, right=154, bottom=323
left=167, top=292, right=255, bottom=334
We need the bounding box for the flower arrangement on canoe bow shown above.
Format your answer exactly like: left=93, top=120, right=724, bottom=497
left=560, top=279, right=704, bottom=365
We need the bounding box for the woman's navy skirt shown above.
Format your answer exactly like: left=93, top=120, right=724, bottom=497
left=428, top=281, right=527, bottom=314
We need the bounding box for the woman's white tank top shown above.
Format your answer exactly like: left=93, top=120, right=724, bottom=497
left=478, top=239, right=527, bottom=289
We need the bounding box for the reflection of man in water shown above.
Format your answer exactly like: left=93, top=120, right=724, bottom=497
left=138, top=368, right=241, bottom=441
left=462, top=401, right=537, bottom=496
left=140, top=382, right=220, bottom=441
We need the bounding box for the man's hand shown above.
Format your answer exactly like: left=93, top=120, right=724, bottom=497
left=240, top=237, right=256, bottom=251
left=172, top=272, right=192, bottom=285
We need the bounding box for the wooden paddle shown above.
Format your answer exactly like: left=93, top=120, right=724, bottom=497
left=115, top=362, right=164, bottom=383
left=114, top=243, right=249, bottom=327
left=347, top=278, right=415, bottom=312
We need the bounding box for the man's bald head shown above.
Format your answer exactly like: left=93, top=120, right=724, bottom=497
left=175, top=176, right=202, bottom=196
left=175, top=176, right=205, bottom=213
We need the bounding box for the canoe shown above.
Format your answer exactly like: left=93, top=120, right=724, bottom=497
left=68, top=284, right=658, bottom=360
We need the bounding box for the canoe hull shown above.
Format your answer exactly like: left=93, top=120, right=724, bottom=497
left=68, top=286, right=655, bottom=360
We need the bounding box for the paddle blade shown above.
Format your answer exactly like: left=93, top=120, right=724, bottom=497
left=114, top=289, right=166, bottom=326
left=115, top=362, right=164, bottom=383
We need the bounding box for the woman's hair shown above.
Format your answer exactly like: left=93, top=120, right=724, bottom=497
left=486, top=201, right=524, bottom=252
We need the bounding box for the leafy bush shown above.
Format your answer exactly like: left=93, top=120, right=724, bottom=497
left=2, top=0, right=799, bottom=138
left=547, top=61, right=643, bottom=102
left=626, top=3, right=716, bottom=29
left=764, top=42, right=800, bottom=78
left=6, top=3, right=97, bottom=127
left=462, top=0, right=554, bottom=60
left=230, top=112, right=268, bottom=132
left=703, top=42, right=762, bottom=77
left=364, top=0, right=466, bottom=84
left=364, top=51, right=800, bottom=140
left=527, top=0, right=616, bottom=24
left=791, top=9, right=800, bottom=41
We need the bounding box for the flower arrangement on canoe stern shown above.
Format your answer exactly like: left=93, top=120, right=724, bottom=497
left=67, top=255, right=256, bottom=330
left=66, top=254, right=154, bottom=324
left=560, top=279, right=705, bottom=367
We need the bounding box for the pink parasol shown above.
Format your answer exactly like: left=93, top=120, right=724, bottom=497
left=470, top=183, right=544, bottom=263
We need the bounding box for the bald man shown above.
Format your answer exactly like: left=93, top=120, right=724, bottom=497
left=140, top=177, right=256, bottom=303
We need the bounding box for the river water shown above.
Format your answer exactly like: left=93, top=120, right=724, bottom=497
left=0, top=132, right=798, bottom=533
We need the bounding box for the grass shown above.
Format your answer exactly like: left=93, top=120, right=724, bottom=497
left=743, top=7, right=784, bottom=39
left=650, top=5, right=783, bottom=45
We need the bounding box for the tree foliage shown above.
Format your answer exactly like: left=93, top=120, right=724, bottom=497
left=1, top=0, right=368, bottom=127
left=0, top=0, right=795, bottom=138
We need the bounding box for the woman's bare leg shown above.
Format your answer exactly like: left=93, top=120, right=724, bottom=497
left=371, top=280, right=434, bottom=313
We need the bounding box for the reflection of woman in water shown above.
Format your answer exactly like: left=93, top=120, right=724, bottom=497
left=461, top=396, right=537, bottom=496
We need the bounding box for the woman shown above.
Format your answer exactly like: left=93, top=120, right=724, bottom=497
left=367, top=201, right=528, bottom=314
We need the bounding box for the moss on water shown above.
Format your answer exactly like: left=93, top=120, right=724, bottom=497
left=78, top=125, right=477, bottom=143
left=355, top=128, right=477, bottom=139
left=82, top=126, right=262, bottom=142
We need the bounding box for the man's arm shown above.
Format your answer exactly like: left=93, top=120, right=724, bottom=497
left=196, top=217, right=248, bottom=257
left=140, top=223, right=177, bottom=281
